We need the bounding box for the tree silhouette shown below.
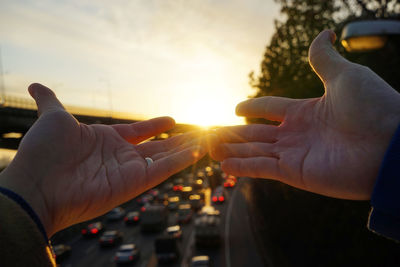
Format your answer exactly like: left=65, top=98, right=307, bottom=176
left=250, top=0, right=400, bottom=100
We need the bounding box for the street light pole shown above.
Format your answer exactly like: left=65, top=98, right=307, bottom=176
left=0, top=46, right=5, bottom=106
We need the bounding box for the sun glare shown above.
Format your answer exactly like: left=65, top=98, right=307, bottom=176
left=177, top=96, right=239, bottom=128
left=167, top=53, right=246, bottom=127
left=169, top=82, right=245, bottom=127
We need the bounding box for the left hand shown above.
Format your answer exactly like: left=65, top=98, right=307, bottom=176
left=0, top=83, right=206, bottom=236
left=210, top=30, right=400, bottom=201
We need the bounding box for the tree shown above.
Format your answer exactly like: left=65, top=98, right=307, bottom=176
left=250, top=0, right=400, bottom=100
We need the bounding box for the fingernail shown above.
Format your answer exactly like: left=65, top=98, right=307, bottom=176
left=328, top=30, right=336, bottom=44
left=236, top=99, right=250, bottom=115
left=28, top=83, right=42, bottom=98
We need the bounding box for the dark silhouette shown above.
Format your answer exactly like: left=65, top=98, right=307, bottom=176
left=245, top=1, right=400, bottom=266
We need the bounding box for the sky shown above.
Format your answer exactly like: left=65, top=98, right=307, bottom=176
left=0, top=0, right=281, bottom=127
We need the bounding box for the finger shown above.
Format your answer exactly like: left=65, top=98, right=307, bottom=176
left=308, top=29, right=349, bottom=83
left=28, top=83, right=65, bottom=117
left=136, top=131, right=202, bottom=157
left=215, top=125, right=278, bottom=143
left=235, top=96, right=301, bottom=122
left=211, top=142, right=276, bottom=161
left=147, top=145, right=206, bottom=183
left=111, top=117, right=175, bottom=144
left=151, top=134, right=217, bottom=160
left=221, top=157, right=282, bottom=180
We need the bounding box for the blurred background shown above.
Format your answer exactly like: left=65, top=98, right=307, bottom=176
left=1, top=0, right=400, bottom=266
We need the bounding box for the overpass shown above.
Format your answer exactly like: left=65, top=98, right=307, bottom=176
left=0, top=95, right=199, bottom=150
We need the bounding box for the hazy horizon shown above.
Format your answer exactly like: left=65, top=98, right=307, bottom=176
left=0, top=0, right=281, bottom=126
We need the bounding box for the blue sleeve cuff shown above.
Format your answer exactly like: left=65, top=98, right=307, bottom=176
left=0, top=187, right=49, bottom=243
left=368, top=123, right=400, bottom=241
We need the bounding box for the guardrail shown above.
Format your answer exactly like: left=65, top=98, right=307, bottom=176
left=0, top=95, right=37, bottom=110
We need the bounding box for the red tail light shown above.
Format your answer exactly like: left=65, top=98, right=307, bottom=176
left=134, top=216, right=139, bottom=221
left=114, top=256, right=118, bottom=261
left=173, top=185, right=178, bottom=191
left=91, top=228, right=99, bottom=234
left=124, top=217, right=128, bottom=221
left=178, top=185, right=183, bottom=191
left=141, top=207, right=146, bottom=212
left=218, top=196, right=225, bottom=202
left=81, top=229, right=87, bottom=234
left=129, top=255, right=134, bottom=261
left=212, top=196, right=217, bottom=202
left=109, top=240, right=113, bottom=243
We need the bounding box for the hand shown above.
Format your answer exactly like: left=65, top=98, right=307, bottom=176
left=211, top=30, right=400, bottom=200
left=0, top=84, right=206, bottom=236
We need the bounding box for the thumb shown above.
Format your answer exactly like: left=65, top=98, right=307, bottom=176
left=28, top=83, right=65, bottom=117
left=308, top=30, right=349, bottom=83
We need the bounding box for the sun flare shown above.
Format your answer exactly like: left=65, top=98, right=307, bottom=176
left=166, top=53, right=246, bottom=127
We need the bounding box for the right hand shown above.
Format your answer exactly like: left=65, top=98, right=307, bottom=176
left=211, top=30, right=400, bottom=200
left=0, top=84, right=208, bottom=236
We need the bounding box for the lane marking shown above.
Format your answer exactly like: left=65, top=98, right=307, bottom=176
left=204, top=188, right=211, bottom=206
left=225, top=181, right=240, bottom=267
left=181, top=229, right=195, bottom=267
left=85, top=244, right=96, bottom=255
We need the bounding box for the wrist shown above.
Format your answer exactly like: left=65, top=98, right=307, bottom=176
left=0, top=166, right=54, bottom=237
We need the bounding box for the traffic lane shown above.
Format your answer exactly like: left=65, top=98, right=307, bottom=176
left=60, top=220, right=133, bottom=267
left=62, top=208, right=194, bottom=267
left=58, top=187, right=207, bottom=267
left=185, top=200, right=228, bottom=267
left=147, top=210, right=196, bottom=267
left=225, top=178, right=264, bottom=267
left=60, top=216, right=153, bottom=267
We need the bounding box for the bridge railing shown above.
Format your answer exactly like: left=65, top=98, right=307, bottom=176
left=0, top=95, right=37, bottom=110
left=0, top=94, right=141, bottom=121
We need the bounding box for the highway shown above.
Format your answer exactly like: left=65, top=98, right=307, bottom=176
left=56, top=174, right=265, bottom=267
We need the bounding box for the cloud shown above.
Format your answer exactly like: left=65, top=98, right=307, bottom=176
left=0, top=0, right=280, bottom=124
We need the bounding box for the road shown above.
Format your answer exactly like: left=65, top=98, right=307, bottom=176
left=57, top=177, right=265, bottom=267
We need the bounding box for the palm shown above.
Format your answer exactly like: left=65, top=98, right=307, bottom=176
left=2, top=86, right=205, bottom=235
left=212, top=30, right=400, bottom=200
left=34, top=114, right=148, bottom=227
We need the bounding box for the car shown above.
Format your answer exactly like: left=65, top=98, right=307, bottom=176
left=52, top=244, right=71, bottom=263
left=173, top=184, right=183, bottom=192
left=114, top=244, right=140, bottom=265
left=106, top=207, right=125, bottom=221
left=189, top=194, right=203, bottom=211
left=177, top=204, right=193, bottom=224
left=166, top=225, right=182, bottom=240
left=155, top=236, right=180, bottom=263
left=124, top=211, right=140, bottom=225
left=223, top=176, right=236, bottom=188
left=181, top=186, right=193, bottom=200
left=191, top=255, right=211, bottom=267
left=167, top=195, right=181, bottom=211
left=192, top=178, right=204, bottom=190
left=212, top=186, right=227, bottom=204
left=99, top=230, right=123, bottom=247
left=81, top=222, right=104, bottom=237
left=148, top=188, right=160, bottom=200
left=198, top=206, right=220, bottom=216
left=136, top=194, right=154, bottom=206
left=195, top=215, right=221, bottom=247
left=140, top=204, right=168, bottom=232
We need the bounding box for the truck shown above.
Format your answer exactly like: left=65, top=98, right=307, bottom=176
left=194, top=213, right=221, bottom=248
left=140, top=204, right=168, bottom=232
left=154, top=236, right=180, bottom=263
